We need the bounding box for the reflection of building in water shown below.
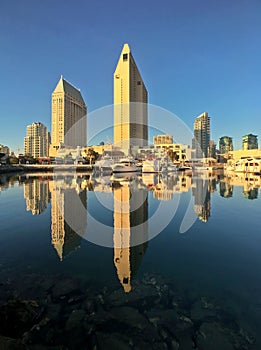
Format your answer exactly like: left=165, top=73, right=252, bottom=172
left=243, top=188, right=258, bottom=200
left=219, top=181, right=233, bottom=198
left=193, top=178, right=211, bottom=223
left=49, top=178, right=87, bottom=261
left=24, top=178, right=50, bottom=215
left=221, top=173, right=261, bottom=200
left=113, top=180, right=148, bottom=293
left=152, top=175, right=192, bottom=201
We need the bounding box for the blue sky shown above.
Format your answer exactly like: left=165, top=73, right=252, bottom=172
left=0, top=0, right=260, bottom=152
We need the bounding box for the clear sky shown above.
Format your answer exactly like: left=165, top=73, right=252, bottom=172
left=0, top=0, right=260, bottom=152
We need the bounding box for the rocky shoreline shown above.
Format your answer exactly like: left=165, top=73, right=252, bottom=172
left=0, top=271, right=258, bottom=350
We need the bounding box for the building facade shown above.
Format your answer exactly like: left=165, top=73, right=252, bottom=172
left=208, top=140, right=216, bottom=159
left=219, top=136, right=233, bottom=154
left=193, top=112, right=210, bottom=158
left=24, top=122, right=50, bottom=158
left=153, top=134, right=173, bottom=145
left=242, top=134, right=258, bottom=150
left=0, top=144, right=10, bottom=155
left=114, top=43, right=148, bottom=155
left=50, top=76, right=87, bottom=157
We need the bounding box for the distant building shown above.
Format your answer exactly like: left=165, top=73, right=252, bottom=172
left=208, top=140, right=216, bottom=159
left=0, top=144, right=10, bottom=155
left=50, top=76, right=87, bottom=157
left=114, top=43, right=148, bottom=155
left=153, top=135, right=173, bottom=145
left=193, top=112, right=210, bottom=158
left=242, top=134, right=258, bottom=150
left=136, top=143, right=190, bottom=161
left=24, top=122, right=50, bottom=158
left=219, top=136, right=233, bottom=154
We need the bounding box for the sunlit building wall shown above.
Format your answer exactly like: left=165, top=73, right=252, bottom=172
left=50, top=76, right=87, bottom=157
left=114, top=43, right=148, bottom=155
left=193, top=112, right=210, bottom=158
left=24, top=122, right=50, bottom=158
left=242, top=134, right=258, bottom=150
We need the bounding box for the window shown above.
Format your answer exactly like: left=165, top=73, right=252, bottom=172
left=123, top=53, right=128, bottom=61
left=137, top=81, right=141, bottom=85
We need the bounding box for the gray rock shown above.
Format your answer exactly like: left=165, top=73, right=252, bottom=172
left=0, top=335, right=25, bottom=350
left=197, top=322, right=234, bottom=350
left=52, top=278, right=80, bottom=300
left=65, top=309, right=86, bottom=330
left=95, top=332, right=132, bottom=350
left=190, top=299, right=217, bottom=321
left=107, top=284, right=160, bottom=308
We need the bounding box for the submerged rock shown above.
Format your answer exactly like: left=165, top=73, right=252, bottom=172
left=0, top=299, right=41, bottom=338
left=197, top=322, right=234, bottom=350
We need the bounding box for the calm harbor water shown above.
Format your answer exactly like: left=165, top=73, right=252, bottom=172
left=0, top=171, right=261, bottom=349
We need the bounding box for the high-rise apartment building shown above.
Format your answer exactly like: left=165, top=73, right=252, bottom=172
left=24, top=122, right=50, bottom=158
left=0, top=144, right=10, bottom=155
left=193, top=112, right=210, bottom=158
left=242, top=134, right=258, bottom=150
left=208, top=140, right=216, bottom=159
left=219, top=136, right=233, bottom=154
left=50, top=76, right=87, bottom=157
left=114, top=43, right=148, bottom=155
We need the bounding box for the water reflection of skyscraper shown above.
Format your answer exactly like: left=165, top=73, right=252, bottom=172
left=192, top=177, right=211, bottom=223
left=219, top=181, right=233, bottom=198
left=49, top=177, right=87, bottom=261
left=24, top=178, right=50, bottom=215
left=113, top=178, right=148, bottom=293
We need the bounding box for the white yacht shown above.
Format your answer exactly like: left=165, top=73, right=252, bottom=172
left=112, top=158, right=139, bottom=173
left=93, top=154, right=114, bottom=173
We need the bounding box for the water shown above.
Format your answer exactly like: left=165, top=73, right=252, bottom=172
left=0, top=171, right=260, bottom=349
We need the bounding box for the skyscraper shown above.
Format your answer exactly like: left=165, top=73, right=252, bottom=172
left=219, top=136, right=233, bottom=154
left=49, top=76, right=87, bottom=157
left=24, top=122, right=50, bottom=158
left=193, top=112, right=210, bottom=158
left=242, top=134, right=258, bottom=150
left=114, top=43, right=148, bottom=155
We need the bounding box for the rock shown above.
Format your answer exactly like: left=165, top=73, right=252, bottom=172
left=106, top=283, right=160, bottom=309
left=190, top=299, right=217, bottom=322
left=52, top=278, right=81, bottom=301
left=65, top=309, right=86, bottom=330
left=0, top=335, right=25, bottom=350
left=0, top=299, right=40, bottom=338
left=109, top=306, right=150, bottom=331
left=197, top=322, right=235, bottom=350
left=95, top=332, right=132, bottom=350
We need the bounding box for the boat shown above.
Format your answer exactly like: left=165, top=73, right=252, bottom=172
left=142, top=159, right=161, bottom=173
left=112, top=158, right=139, bottom=173
left=93, top=154, right=114, bottom=173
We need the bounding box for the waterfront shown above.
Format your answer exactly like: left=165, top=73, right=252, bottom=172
left=0, top=171, right=261, bottom=349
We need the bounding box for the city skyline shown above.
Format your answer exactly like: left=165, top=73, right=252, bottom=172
left=1, top=0, right=261, bottom=152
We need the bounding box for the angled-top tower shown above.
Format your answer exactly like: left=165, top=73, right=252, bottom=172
left=50, top=76, right=87, bottom=157
left=114, top=44, right=148, bottom=154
